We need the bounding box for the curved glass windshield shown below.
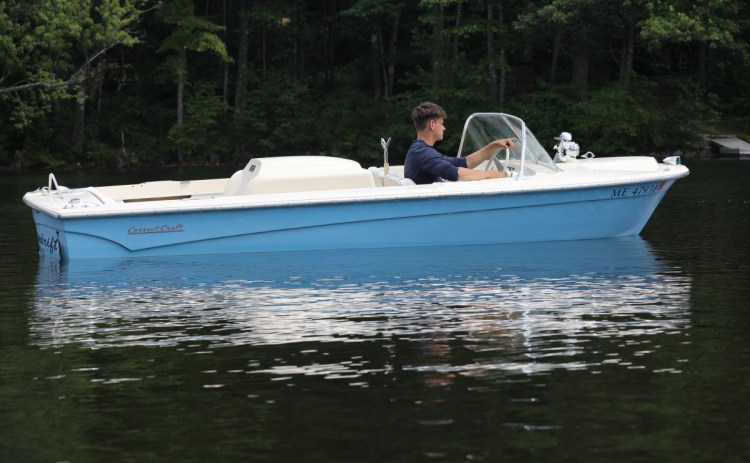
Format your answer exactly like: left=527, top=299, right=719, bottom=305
left=457, top=113, right=559, bottom=175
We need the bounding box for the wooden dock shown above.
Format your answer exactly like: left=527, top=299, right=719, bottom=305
left=708, top=136, right=750, bottom=159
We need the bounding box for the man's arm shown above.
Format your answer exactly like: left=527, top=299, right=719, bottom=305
left=455, top=138, right=515, bottom=181
left=457, top=167, right=505, bottom=181
left=464, top=139, right=515, bottom=169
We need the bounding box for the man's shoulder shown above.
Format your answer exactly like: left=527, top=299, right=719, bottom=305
left=407, top=139, right=439, bottom=157
left=406, top=139, right=425, bottom=153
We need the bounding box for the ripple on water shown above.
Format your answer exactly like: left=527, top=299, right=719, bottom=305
left=29, top=239, right=692, bottom=379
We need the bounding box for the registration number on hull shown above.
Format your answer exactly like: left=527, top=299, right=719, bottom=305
left=611, top=182, right=667, bottom=198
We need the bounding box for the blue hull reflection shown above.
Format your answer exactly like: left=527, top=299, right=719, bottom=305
left=32, top=237, right=691, bottom=375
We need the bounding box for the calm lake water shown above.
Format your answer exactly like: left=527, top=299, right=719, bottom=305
left=1, top=160, right=749, bottom=462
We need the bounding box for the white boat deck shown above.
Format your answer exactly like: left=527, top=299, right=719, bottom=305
left=25, top=155, right=688, bottom=222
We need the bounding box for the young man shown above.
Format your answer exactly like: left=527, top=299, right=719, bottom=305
left=404, top=102, right=515, bottom=185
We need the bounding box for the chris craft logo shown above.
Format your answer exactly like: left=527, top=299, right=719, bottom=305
left=39, top=230, right=61, bottom=254
left=128, top=224, right=185, bottom=234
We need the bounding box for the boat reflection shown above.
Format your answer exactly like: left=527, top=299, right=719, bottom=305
left=31, top=237, right=691, bottom=374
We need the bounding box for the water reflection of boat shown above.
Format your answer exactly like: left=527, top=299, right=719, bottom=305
left=31, top=237, right=692, bottom=372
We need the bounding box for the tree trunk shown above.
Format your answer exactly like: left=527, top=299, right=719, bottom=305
left=117, top=129, right=128, bottom=170
left=89, top=59, right=105, bottom=115
left=571, top=33, right=589, bottom=87
left=176, top=47, right=186, bottom=164
left=549, top=28, right=562, bottom=84
left=515, top=0, right=534, bottom=93
left=452, top=1, right=462, bottom=76
left=261, top=26, right=267, bottom=80
left=385, top=11, right=400, bottom=99
left=521, top=0, right=533, bottom=64
left=326, top=7, right=335, bottom=87
left=371, top=31, right=383, bottom=100
left=222, top=0, right=229, bottom=104
left=498, top=3, right=506, bottom=107
left=499, top=47, right=506, bottom=107
left=697, top=39, right=707, bottom=87
left=431, top=4, right=444, bottom=88
left=379, top=29, right=388, bottom=99
left=487, top=3, right=497, bottom=103
left=117, top=50, right=127, bottom=92
left=71, top=71, right=86, bottom=149
left=234, top=0, right=250, bottom=125
left=619, top=17, right=635, bottom=88
left=295, top=0, right=306, bottom=79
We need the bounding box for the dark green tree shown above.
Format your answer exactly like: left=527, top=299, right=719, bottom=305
left=156, top=0, right=230, bottom=163
left=0, top=0, right=152, bottom=165
left=640, top=0, right=748, bottom=86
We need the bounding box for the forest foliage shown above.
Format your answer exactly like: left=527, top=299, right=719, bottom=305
left=1, top=0, right=748, bottom=169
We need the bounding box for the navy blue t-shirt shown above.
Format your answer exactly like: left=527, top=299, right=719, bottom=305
left=404, top=139, right=468, bottom=184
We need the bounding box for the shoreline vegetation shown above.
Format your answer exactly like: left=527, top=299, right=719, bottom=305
left=0, top=145, right=719, bottom=174
left=1, top=1, right=748, bottom=172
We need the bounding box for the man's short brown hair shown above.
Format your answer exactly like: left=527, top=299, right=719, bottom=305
left=411, top=102, right=447, bottom=131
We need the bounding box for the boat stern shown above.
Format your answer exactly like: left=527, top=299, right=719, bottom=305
left=26, top=204, right=67, bottom=260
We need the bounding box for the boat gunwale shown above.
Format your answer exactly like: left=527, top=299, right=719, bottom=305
left=23, top=165, right=689, bottom=220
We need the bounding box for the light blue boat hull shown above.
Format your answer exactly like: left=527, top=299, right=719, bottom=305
left=31, top=179, right=677, bottom=260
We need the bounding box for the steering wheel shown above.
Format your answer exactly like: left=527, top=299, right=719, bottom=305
left=484, top=148, right=512, bottom=177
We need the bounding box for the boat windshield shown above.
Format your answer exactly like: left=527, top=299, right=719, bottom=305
left=457, top=113, right=559, bottom=175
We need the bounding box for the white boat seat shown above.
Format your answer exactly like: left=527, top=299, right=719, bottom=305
left=383, top=172, right=415, bottom=186
left=223, top=170, right=248, bottom=196
left=224, top=156, right=377, bottom=196
left=368, top=166, right=385, bottom=187
left=369, top=166, right=414, bottom=187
